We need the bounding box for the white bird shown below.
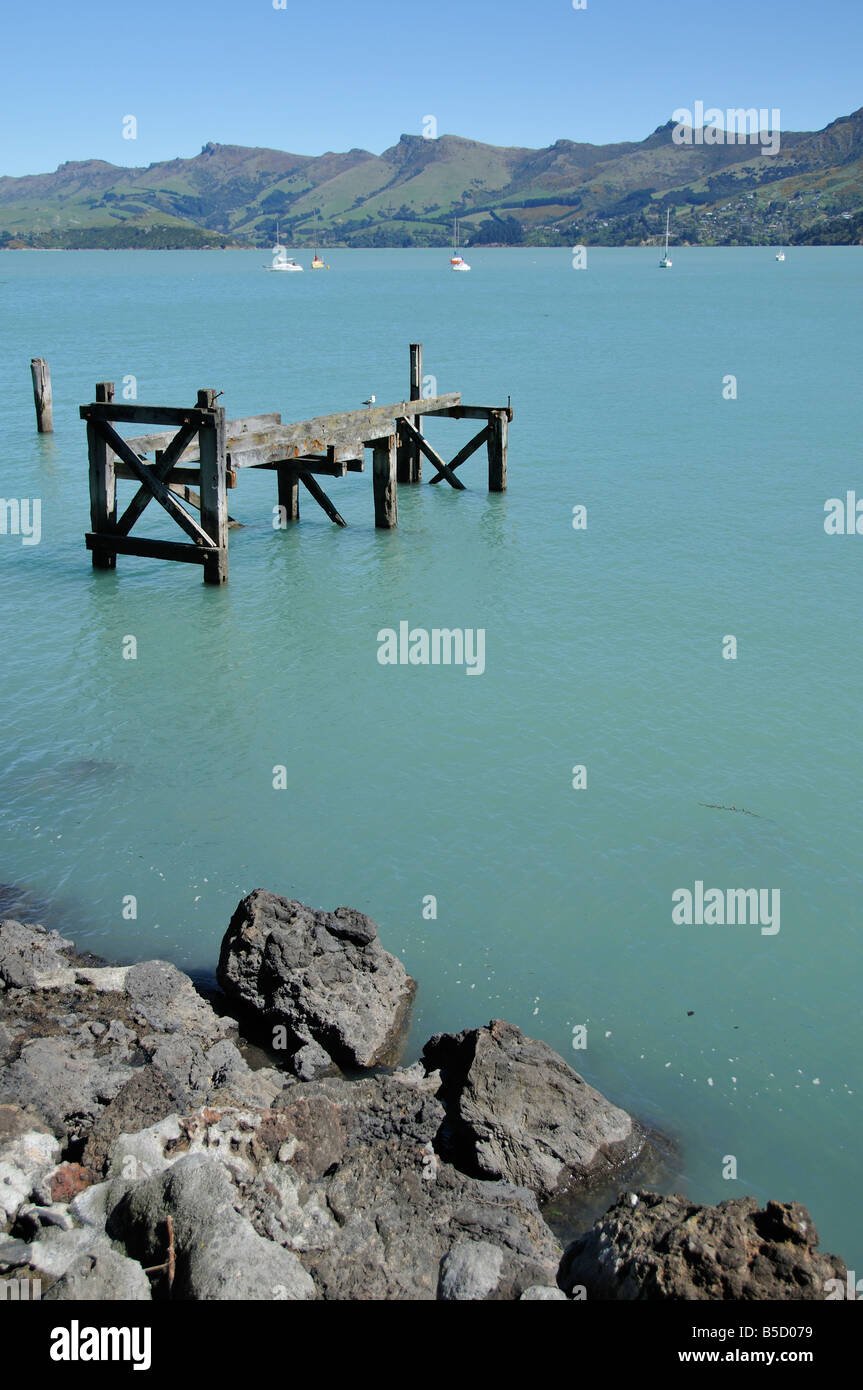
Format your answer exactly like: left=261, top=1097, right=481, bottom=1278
left=362, top=395, right=376, bottom=406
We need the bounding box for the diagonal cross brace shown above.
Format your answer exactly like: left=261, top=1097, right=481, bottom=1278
left=93, top=418, right=216, bottom=548
left=396, top=417, right=466, bottom=490
left=115, top=421, right=201, bottom=536
left=428, top=423, right=491, bottom=485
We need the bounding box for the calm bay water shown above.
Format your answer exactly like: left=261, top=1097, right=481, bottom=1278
left=1, top=246, right=861, bottom=1261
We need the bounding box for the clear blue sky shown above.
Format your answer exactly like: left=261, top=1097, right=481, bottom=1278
left=1, top=0, right=860, bottom=176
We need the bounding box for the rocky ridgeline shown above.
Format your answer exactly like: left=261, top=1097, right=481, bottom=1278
left=0, top=897, right=846, bottom=1301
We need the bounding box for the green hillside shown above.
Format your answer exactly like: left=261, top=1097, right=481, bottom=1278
left=1, top=110, right=862, bottom=249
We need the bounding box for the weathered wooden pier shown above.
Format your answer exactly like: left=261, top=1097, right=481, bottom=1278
left=80, top=345, right=511, bottom=583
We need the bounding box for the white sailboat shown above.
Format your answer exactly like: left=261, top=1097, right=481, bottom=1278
left=310, top=215, right=327, bottom=269
left=267, top=219, right=303, bottom=272
left=659, top=209, right=672, bottom=268
left=450, top=217, right=471, bottom=271
left=776, top=248, right=786, bottom=262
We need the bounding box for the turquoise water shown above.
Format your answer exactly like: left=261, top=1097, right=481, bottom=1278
left=1, top=247, right=861, bottom=1264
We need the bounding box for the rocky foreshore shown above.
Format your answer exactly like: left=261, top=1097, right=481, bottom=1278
left=0, top=896, right=847, bottom=1301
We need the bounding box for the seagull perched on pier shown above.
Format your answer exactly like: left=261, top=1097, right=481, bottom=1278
left=362, top=395, right=376, bottom=406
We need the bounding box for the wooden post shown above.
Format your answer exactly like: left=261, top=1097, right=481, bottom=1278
left=372, top=435, right=398, bottom=528
left=276, top=464, right=299, bottom=522
left=409, top=342, right=422, bottom=483
left=197, top=388, right=229, bottom=584
left=488, top=410, right=508, bottom=492
left=87, top=381, right=116, bottom=569
left=397, top=343, right=423, bottom=483
left=30, top=358, right=53, bottom=433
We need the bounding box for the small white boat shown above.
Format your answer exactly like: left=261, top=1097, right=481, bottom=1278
left=267, top=219, right=303, bottom=272
left=450, top=217, right=471, bottom=271
left=776, top=249, right=786, bottom=262
left=659, top=208, right=672, bottom=268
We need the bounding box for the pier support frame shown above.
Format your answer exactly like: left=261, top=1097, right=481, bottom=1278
left=83, top=386, right=229, bottom=583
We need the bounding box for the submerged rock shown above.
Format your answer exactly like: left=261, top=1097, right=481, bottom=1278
left=422, top=1019, right=643, bottom=1200
left=559, top=1192, right=846, bottom=1300
left=217, top=891, right=416, bottom=1070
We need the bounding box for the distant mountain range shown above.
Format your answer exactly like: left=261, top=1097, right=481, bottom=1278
left=2, top=107, right=862, bottom=249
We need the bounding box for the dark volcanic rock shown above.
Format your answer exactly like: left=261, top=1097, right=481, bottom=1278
left=559, top=1192, right=846, bottom=1300
left=82, top=1067, right=179, bottom=1173
left=422, top=1019, right=643, bottom=1200
left=264, top=1066, right=562, bottom=1300
left=217, top=891, right=416, bottom=1069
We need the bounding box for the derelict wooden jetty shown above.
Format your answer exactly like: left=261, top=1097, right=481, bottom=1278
left=81, top=345, right=512, bottom=584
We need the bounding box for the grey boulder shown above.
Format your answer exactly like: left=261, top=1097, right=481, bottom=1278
left=422, top=1019, right=643, bottom=1200
left=108, top=1153, right=315, bottom=1300
left=42, top=1242, right=152, bottom=1300
left=217, top=891, right=416, bottom=1069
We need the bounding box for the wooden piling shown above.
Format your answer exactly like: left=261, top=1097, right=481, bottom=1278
left=277, top=464, right=300, bottom=522
left=196, top=388, right=229, bottom=584
left=87, top=382, right=116, bottom=569
left=488, top=410, right=508, bottom=492
left=372, top=435, right=398, bottom=528
left=397, top=343, right=423, bottom=483
left=30, top=358, right=53, bottom=433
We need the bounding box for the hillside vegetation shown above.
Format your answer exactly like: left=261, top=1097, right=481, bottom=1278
left=2, top=109, right=862, bottom=249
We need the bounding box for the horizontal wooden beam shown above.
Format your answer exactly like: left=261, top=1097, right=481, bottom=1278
left=118, top=395, right=462, bottom=467
left=121, top=412, right=282, bottom=459
left=81, top=403, right=215, bottom=428
left=114, top=464, right=238, bottom=488
left=257, top=456, right=362, bottom=478
left=423, top=405, right=513, bottom=422
left=85, top=534, right=219, bottom=565
left=230, top=431, right=367, bottom=469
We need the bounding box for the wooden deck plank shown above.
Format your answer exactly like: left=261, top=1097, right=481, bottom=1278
left=117, top=395, right=462, bottom=465
left=120, top=412, right=283, bottom=458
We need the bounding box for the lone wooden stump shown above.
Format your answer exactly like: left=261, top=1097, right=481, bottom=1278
left=30, top=358, right=53, bottom=433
